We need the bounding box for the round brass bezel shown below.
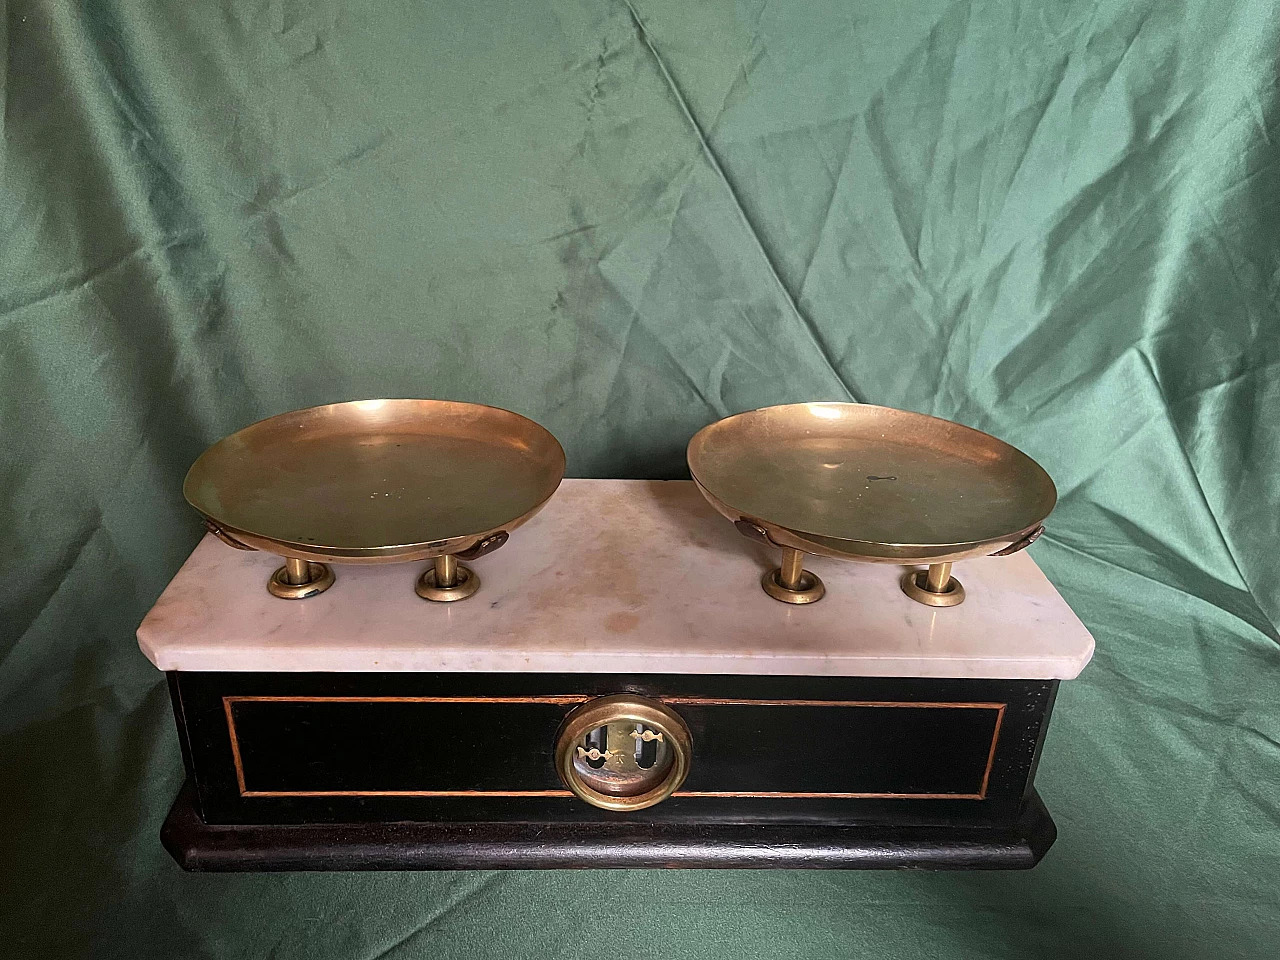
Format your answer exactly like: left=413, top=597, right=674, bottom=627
left=554, top=695, right=692, bottom=811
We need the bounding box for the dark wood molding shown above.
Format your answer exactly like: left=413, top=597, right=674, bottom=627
left=162, top=782, right=1057, bottom=871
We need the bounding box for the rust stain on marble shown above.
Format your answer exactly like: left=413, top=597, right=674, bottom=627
left=604, top=611, right=641, bottom=634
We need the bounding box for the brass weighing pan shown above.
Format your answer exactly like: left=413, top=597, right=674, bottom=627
left=185, top=399, right=565, bottom=602
left=687, top=403, right=1055, bottom=606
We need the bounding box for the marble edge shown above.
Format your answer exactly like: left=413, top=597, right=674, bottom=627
left=134, top=481, right=1098, bottom=681
left=140, top=645, right=1094, bottom=680
left=136, top=596, right=1097, bottom=680
left=137, top=629, right=161, bottom=671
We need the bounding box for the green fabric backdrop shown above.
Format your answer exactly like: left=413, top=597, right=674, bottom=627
left=2, top=0, right=1278, bottom=956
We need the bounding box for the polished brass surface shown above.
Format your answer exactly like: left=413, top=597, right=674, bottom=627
left=926, top=561, right=953, bottom=593
left=435, top=554, right=459, bottom=588
left=185, top=399, right=566, bottom=565
left=267, top=561, right=335, bottom=599
left=688, top=402, right=1056, bottom=565
left=555, top=695, right=692, bottom=811
left=778, top=547, right=805, bottom=590
left=901, top=567, right=966, bottom=607
left=415, top=558, right=480, bottom=602
left=283, top=557, right=311, bottom=586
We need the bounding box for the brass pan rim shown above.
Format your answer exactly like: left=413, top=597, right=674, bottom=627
left=190, top=493, right=557, bottom=564
left=184, top=398, right=565, bottom=564
left=693, top=478, right=1043, bottom=564
left=687, top=402, right=1056, bottom=564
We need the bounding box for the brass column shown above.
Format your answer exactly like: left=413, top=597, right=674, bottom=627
left=284, top=557, right=311, bottom=585
left=762, top=547, right=825, bottom=604
left=778, top=548, right=805, bottom=591
left=901, top=561, right=965, bottom=607
left=925, top=562, right=952, bottom=593
left=416, top=553, right=480, bottom=602
left=434, top=554, right=459, bottom=588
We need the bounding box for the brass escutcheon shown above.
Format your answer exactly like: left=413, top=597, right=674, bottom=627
left=901, top=563, right=966, bottom=607
left=761, top=547, right=825, bottom=604
left=415, top=554, right=481, bottom=602
left=555, top=695, right=692, bottom=811
left=267, top=559, right=335, bottom=599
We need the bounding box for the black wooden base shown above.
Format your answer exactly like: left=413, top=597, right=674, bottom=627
left=161, top=783, right=1056, bottom=871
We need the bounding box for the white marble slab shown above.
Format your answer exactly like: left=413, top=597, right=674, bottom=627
left=137, top=479, right=1094, bottom=679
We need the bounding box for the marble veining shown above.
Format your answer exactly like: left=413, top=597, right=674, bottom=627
left=137, top=480, right=1095, bottom=678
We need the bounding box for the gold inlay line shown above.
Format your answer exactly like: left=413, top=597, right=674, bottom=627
left=222, top=696, right=1006, bottom=800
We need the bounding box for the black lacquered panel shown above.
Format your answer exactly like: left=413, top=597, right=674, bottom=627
left=231, top=699, right=572, bottom=793
left=228, top=698, right=1000, bottom=797
left=680, top=702, right=999, bottom=796
left=173, top=673, right=1056, bottom=827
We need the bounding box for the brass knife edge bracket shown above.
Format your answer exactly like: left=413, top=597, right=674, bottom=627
left=415, top=531, right=509, bottom=603
left=203, top=519, right=338, bottom=601
left=897, top=526, right=1045, bottom=607
left=735, top=520, right=825, bottom=605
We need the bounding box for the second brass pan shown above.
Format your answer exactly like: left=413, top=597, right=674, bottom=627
left=687, top=403, right=1055, bottom=564
left=185, top=400, right=565, bottom=563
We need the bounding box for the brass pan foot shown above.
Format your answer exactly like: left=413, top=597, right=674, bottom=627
left=761, top=548, right=825, bottom=604
left=268, top=558, right=335, bottom=599
left=901, top=562, right=965, bottom=607
left=416, top=554, right=480, bottom=602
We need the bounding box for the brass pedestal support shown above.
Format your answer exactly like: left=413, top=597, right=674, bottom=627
left=762, top=547, right=825, bottom=604
left=901, top=562, right=965, bottom=607
left=268, top=557, right=335, bottom=599
left=416, top=554, right=480, bottom=602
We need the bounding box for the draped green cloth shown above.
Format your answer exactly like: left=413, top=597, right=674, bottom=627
left=2, top=1, right=1278, bottom=956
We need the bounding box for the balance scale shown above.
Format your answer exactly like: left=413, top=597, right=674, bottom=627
left=138, top=401, right=1093, bottom=870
